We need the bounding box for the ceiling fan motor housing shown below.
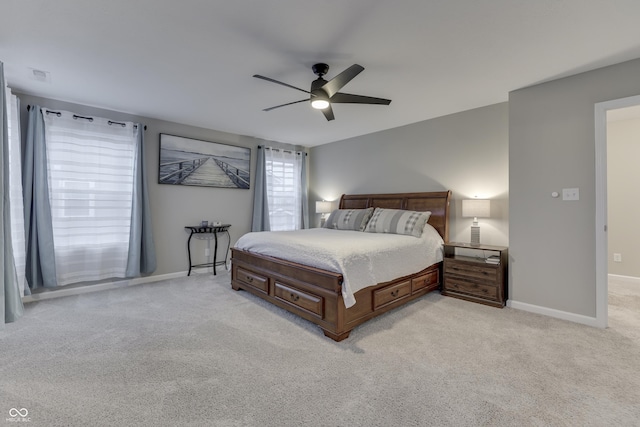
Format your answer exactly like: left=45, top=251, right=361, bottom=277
left=311, top=78, right=328, bottom=93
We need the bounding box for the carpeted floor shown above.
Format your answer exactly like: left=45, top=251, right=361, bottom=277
left=1, top=272, right=638, bottom=427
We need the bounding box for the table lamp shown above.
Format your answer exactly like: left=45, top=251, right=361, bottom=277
left=316, top=201, right=333, bottom=227
left=462, top=199, right=490, bottom=245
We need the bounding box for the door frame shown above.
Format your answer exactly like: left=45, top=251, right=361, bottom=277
left=594, top=94, right=640, bottom=328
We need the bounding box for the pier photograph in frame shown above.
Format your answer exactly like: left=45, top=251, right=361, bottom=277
left=158, top=134, right=250, bottom=189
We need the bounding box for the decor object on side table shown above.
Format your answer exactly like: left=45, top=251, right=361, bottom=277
left=462, top=198, right=490, bottom=245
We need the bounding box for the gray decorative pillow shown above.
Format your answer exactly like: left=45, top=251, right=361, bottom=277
left=364, top=208, right=431, bottom=237
left=324, top=207, right=374, bottom=231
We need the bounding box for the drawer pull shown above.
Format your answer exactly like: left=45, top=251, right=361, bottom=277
left=246, top=276, right=253, bottom=282
left=391, top=290, right=399, bottom=297
left=290, top=293, right=299, bottom=301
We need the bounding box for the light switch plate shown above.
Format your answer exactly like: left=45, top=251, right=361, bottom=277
left=562, top=188, right=579, bottom=201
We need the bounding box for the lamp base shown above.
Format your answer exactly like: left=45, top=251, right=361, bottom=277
left=470, top=225, right=480, bottom=246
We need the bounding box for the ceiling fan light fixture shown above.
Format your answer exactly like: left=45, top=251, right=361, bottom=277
left=311, top=98, right=330, bottom=110
left=310, top=89, right=330, bottom=110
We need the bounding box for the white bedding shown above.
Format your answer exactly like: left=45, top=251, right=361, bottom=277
left=234, top=225, right=444, bottom=308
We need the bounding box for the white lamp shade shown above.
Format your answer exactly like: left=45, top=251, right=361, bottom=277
left=462, top=199, right=490, bottom=218
left=315, top=201, right=333, bottom=214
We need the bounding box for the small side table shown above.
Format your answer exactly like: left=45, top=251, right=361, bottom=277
left=185, top=224, right=231, bottom=276
left=442, top=242, right=508, bottom=307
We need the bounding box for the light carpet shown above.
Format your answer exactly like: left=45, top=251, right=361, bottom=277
left=1, top=272, right=638, bottom=427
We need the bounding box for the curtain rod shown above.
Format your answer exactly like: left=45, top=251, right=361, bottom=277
left=258, top=145, right=307, bottom=155
left=73, top=114, right=93, bottom=122
left=26, top=105, right=147, bottom=130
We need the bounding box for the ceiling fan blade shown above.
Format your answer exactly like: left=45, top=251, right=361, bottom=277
left=321, top=104, right=335, bottom=121
left=330, top=93, right=392, bottom=105
left=321, top=64, right=364, bottom=98
left=263, top=99, right=308, bottom=111
left=253, top=75, right=311, bottom=95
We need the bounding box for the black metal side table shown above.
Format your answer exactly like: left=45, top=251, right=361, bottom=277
left=184, top=224, right=231, bottom=276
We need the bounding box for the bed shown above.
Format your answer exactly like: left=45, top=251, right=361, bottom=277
left=231, top=191, right=451, bottom=341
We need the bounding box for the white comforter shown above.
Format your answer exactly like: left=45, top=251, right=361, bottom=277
left=234, top=225, right=444, bottom=308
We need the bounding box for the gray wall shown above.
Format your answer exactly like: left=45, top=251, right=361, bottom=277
left=607, top=116, right=640, bottom=277
left=309, top=102, right=509, bottom=246
left=509, top=58, right=640, bottom=317
left=17, top=93, right=302, bottom=277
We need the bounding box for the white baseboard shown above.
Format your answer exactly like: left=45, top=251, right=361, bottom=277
left=507, top=299, right=601, bottom=328
left=608, top=274, right=640, bottom=285
left=21, top=268, right=223, bottom=303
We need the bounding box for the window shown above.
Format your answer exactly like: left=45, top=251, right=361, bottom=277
left=43, top=110, right=137, bottom=285
left=60, top=180, right=95, bottom=218
left=265, top=148, right=303, bottom=231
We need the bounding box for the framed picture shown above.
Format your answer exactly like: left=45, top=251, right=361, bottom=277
left=158, top=134, right=250, bottom=189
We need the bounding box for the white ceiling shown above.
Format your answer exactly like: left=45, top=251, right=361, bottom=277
left=2, top=1, right=640, bottom=147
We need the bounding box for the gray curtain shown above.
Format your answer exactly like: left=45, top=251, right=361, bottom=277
left=1, top=61, right=24, bottom=323
left=23, top=105, right=58, bottom=290
left=125, top=125, right=157, bottom=277
left=300, top=152, right=309, bottom=229
left=251, top=146, right=270, bottom=232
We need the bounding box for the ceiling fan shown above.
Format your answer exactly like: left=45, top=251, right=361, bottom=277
left=253, top=63, right=392, bottom=121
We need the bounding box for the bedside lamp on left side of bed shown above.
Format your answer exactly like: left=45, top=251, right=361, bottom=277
left=316, top=200, right=333, bottom=227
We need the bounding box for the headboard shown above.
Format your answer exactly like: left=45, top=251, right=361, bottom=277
left=338, top=191, right=451, bottom=242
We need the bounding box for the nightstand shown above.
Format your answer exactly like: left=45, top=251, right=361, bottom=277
left=442, top=242, right=508, bottom=308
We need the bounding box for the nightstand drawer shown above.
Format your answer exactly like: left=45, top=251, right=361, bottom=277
left=373, top=280, right=411, bottom=310
left=444, top=261, right=497, bottom=282
left=444, top=276, right=498, bottom=300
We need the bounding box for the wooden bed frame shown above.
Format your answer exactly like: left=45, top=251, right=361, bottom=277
left=231, top=191, right=451, bottom=341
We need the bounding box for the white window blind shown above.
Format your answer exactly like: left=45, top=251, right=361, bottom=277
left=6, top=87, right=26, bottom=296
left=42, top=110, right=137, bottom=285
left=265, top=148, right=302, bottom=231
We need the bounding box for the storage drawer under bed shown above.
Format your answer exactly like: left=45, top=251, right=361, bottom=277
left=373, top=280, right=412, bottom=310
left=411, top=270, right=439, bottom=293
left=235, top=267, right=269, bottom=293
left=274, top=281, right=324, bottom=318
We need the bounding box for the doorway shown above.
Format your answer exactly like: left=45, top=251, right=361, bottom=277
left=594, top=94, right=640, bottom=328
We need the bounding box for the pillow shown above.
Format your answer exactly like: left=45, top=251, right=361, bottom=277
left=324, top=207, right=374, bottom=231
left=364, top=208, right=431, bottom=237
